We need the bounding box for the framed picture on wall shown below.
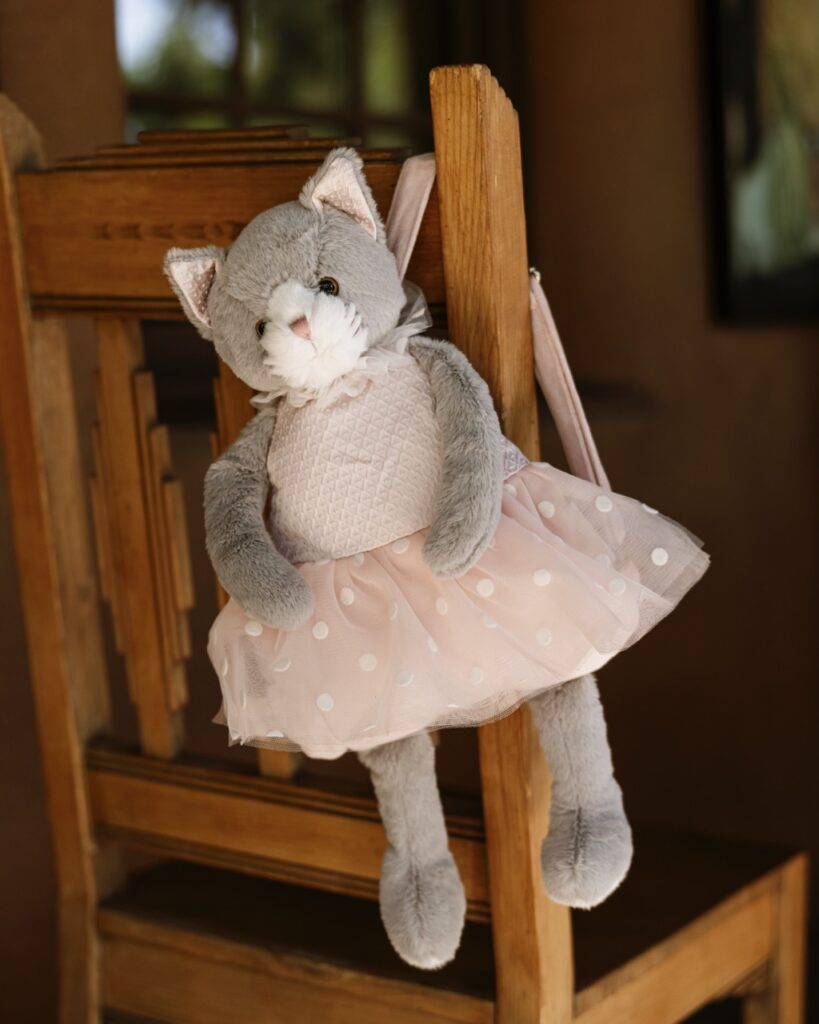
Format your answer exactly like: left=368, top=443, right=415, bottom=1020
left=706, top=0, right=819, bottom=321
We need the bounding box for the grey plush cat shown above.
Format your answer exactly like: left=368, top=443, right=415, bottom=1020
left=164, top=146, right=702, bottom=969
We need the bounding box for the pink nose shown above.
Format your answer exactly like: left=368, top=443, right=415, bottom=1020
left=289, top=316, right=312, bottom=340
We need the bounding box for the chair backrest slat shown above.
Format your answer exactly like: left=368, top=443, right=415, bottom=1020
left=94, top=318, right=187, bottom=757
left=15, top=161, right=444, bottom=316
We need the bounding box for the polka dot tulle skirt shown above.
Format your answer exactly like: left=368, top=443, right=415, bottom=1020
left=208, top=461, right=709, bottom=759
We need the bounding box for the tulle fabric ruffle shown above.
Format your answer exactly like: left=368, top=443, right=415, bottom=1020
left=208, top=461, right=708, bottom=759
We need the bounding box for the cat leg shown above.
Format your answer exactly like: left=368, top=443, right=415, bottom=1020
left=359, top=732, right=466, bottom=969
left=528, top=674, right=633, bottom=908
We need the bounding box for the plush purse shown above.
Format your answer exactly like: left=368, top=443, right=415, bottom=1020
left=165, top=147, right=708, bottom=969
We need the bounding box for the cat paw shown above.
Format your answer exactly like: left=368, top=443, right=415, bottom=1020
left=379, top=847, right=466, bottom=969
left=541, top=803, right=633, bottom=909
left=236, top=567, right=314, bottom=631
left=422, top=521, right=493, bottom=579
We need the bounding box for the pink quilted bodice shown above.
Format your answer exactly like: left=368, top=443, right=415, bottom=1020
left=267, top=359, right=442, bottom=561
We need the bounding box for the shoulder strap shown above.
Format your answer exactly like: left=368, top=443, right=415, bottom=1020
left=386, top=154, right=608, bottom=488
left=385, top=152, right=437, bottom=280
left=528, top=272, right=609, bottom=488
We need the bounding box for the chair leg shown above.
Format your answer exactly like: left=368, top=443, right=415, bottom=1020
left=741, top=856, right=808, bottom=1024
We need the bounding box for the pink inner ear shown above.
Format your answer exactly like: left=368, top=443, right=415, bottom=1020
left=309, top=157, right=378, bottom=239
left=169, top=258, right=217, bottom=326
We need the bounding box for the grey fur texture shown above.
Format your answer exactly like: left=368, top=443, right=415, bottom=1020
left=165, top=148, right=406, bottom=393
left=359, top=734, right=466, bottom=969
left=410, top=337, right=504, bottom=578
left=204, top=407, right=313, bottom=629
left=529, top=675, right=633, bottom=908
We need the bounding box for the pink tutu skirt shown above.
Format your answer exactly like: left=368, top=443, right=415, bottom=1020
left=209, top=461, right=708, bottom=759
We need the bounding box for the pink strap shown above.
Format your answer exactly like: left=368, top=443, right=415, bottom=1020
left=385, top=152, right=436, bottom=280
left=528, top=273, right=609, bottom=488
left=387, top=155, right=608, bottom=488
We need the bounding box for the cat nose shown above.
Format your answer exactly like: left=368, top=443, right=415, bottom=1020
left=289, top=316, right=312, bottom=341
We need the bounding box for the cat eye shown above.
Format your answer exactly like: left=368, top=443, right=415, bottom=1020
left=317, top=277, right=339, bottom=296
left=255, top=320, right=267, bottom=339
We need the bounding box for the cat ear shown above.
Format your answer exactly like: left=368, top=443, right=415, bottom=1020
left=299, top=147, right=383, bottom=241
left=163, top=245, right=224, bottom=339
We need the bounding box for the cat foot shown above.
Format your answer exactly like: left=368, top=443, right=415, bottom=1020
left=379, top=846, right=466, bottom=969
left=541, top=802, right=633, bottom=909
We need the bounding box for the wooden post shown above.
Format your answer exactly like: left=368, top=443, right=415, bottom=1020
left=0, top=111, right=110, bottom=1024
left=430, top=64, right=574, bottom=1023
left=742, top=855, right=808, bottom=1024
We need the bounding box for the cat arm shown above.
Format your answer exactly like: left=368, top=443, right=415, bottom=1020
left=409, top=337, right=504, bottom=578
left=204, top=406, right=314, bottom=629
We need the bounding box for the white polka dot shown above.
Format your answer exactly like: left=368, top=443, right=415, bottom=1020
left=595, top=553, right=612, bottom=567
left=536, top=627, right=553, bottom=647
left=595, top=495, right=613, bottom=513
left=469, top=666, right=484, bottom=685
left=312, top=620, right=329, bottom=640
left=220, top=657, right=229, bottom=677
left=651, top=546, right=669, bottom=567
left=359, top=653, right=377, bottom=671
left=482, top=614, right=498, bottom=629
left=427, top=635, right=438, bottom=653
left=388, top=601, right=399, bottom=621
left=538, top=500, right=555, bottom=519
left=533, top=569, right=552, bottom=587
left=477, top=579, right=495, bottom=598
left=435, top=597, right=448, bottom=615
left=266, top=729, right=284, bottom=738
left=244, top=620, right=263, bottom=637
left=396, top=670, right=414, bottom=687
left=316, top=693, right=334, bottom=712
left=642, top=503, right=659, bottom=515
left=392, top=537, right=409, bottom=554
left=340, top=587, right=355, bottom=606
left=272, top=657, right=291, bottom=672
left=353, top=553, right=364, bottom=567
left=608, top=577, right=627, bottom=596
left=504, top=482, right=517, bottom=496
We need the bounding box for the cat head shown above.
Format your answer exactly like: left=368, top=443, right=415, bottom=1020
left=164, top=147, right=406, bottom=394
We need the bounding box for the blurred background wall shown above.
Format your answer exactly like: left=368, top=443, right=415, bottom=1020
left=0, top=2, right=816, bottom=1020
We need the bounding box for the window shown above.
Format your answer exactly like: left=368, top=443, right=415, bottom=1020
left=115, top=0, right=525, bottom=149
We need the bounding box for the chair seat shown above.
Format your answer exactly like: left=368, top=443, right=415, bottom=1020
left=99, top=827, right=798, bottom=1024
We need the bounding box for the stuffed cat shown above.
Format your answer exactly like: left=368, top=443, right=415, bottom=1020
left=164, top=148, right=708, bottom=969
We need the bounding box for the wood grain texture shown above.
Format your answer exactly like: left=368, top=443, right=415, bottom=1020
left=94, top=319, right=185, bottom=755
left=740, top=855, right=808, bottom=1024
left=87, top=134, right=359, bottom=159
left=136, top=124, right=310, bottom=143
left=575, top=885, right=777, bottom=1024
left=15, top=160, right=443, bottom=315
left=431, top=64, right=571, bottom=1024
left=87, top=747, right=490, bottom=922
left=0, top=125, right=104, bottom=1024
left=99, top=910, right=493, bottom=1024
left=772, top=855, right=809, bottom=1024
left=56, top=146, right=404, bottom=171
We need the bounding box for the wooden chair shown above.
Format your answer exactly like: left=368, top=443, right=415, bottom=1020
left=0, top=65, right=807, bottom=1024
